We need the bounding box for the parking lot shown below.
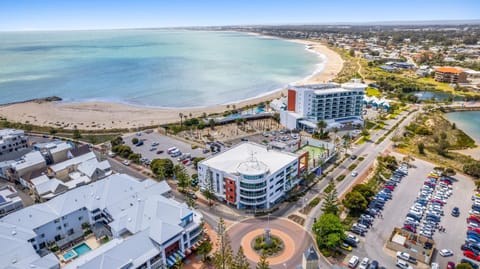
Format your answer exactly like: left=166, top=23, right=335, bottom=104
left=344, top=156, right=475, bottom=269
left=123, top=131, right=209, bottom=173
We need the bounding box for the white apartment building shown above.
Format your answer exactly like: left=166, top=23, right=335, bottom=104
left=197, top=142, right=301, bottom=210
left=0, top=174, right=203, bottom=269
left=0, top=129, right=28, bottom=155
left=280, top=79, right=366, bottom=130
left=0, top=185, right=23, bottom=217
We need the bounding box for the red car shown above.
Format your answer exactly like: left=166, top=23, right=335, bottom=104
left=440, top=179, right=452, bottom=185
left=430, top=199, right=445, bottom=206
left=464, top=250, right=480, bottom=261
left=446, top=261, right=455, bottom=269
left=468, top=227, right=480, bottom=234
left=384, top=185, right=394, bottom=191
left=469, top=215, right=480, bottom=224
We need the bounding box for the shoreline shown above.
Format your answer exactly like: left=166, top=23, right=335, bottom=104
left=0, top=36, right=344, bottom=130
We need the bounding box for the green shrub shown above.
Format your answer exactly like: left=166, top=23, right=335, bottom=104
left=348, top=164, right=357, bottom=171
left=336, top=175, right=346, bottom=182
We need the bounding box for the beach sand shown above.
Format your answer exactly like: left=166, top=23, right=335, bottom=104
left=0, top=40, right=343, bottom=130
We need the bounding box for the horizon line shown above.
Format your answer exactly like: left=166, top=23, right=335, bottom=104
left=1, top=19, right=480, bottom=32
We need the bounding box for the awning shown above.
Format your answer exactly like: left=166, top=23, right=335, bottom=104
left=166, top=257, right=174, bottom=267
left=298, top=120, right=317, bottom=129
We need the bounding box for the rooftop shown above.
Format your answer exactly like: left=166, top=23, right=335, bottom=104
left=435, top=67, right=464, bottom=74
left=200, top=142, right=298, bottom=175
left=49, top=151, right=96, bottom=173
left=13, top=151, right=46, bottom=172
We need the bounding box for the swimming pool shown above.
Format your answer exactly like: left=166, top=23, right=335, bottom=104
left=62, top=242, right=91, bottom=262
left=73, top=243, right=92, bottom=256
left=62, top=250, right=77, bottom=261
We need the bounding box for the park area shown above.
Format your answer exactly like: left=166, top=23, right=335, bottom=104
left=295, top=144, right=329, bottom=169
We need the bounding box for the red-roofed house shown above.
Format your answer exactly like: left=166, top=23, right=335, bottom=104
left=434, top=67, right=467, bottom=83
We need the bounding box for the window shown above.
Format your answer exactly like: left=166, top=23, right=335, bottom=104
left=40, top=233, right=45, bottom=238
left=54, top=219, right=60, bottom=223
left=57, top=226, right=62, bottom=230
left=67, top=228, right=74, bottom=235
left=54, top=235, right=62, bottom=241
left=63, top=223, right=68, bottom=227
left=78, top=216, right=83, bottom=221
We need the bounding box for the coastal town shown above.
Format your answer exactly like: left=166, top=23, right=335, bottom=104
left=1, top=4, right=480, bottom=269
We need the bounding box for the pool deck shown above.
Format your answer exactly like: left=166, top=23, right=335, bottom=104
left=58, top=235, right=101, bottom=266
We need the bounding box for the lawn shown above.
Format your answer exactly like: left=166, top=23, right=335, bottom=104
left=416, top=77, right=456, bottom=93
left=366, top=87, right=381, bottom=97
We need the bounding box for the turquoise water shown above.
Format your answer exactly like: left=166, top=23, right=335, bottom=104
left=413, top=91, right=463, bottom=101
left=0, top=30, right=321, bottom=107
left=445, top=111, right=480, bottom=143
left=62, top=250, right=77, bottom=261
left=73, top=242, right=92, bottom=256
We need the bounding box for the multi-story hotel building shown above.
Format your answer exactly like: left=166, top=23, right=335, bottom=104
left=434, top=67, right=467, bottom=84
left=280, top=79, right=366, bottom=130
left=197, top=142, right=304, bottom=210
left=0, top=174, right=203, bottom=269
left=0, top=129, right=28, bottom=155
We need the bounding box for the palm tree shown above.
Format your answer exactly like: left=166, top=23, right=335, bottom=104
left=179, top=112, right=184, bottom=126
left=317, top=120, right=327, bottom=135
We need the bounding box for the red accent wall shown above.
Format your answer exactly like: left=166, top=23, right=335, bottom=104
left=287, top=89, right=296, bottom=111
left=224, top=178, right=236, bottom=204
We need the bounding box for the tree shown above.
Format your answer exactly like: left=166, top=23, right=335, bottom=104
left=418, top=143, right=425, bottom=154
left=312, top=213, right=345, bottom=250
left=73, top=129, right=82, bottom=139
left=349, top=49, right=355, bottom=57
left=452, top=123, right=456, bottom=130
left=343, top=191, right=368, bottom=216
left=49, top=128, right=57, bottom=135
left=212, top=218, right=234, bottom=269
left=361, top=128, right=369, bottom=137
left=128, top=153, right=142, bottom=164
left=351, top=184, right=375, bottom=202
left=209, top=119, right=216, bottom=130
left=174, top=165, right=190, bottom=192
left=232, top=246, right=250, bottom=269
left=150, top=158, right=174, bottom=178
left=464, top=161, right=480, bottom=178
left=197, top=240, right=212, bottom=262
left=456, top=263, right=474, bottom=269
left=179, top=112, right=184, bottom=126
left=317, top=120, right=327, bottom=135
left=110, top=136, right=123, bottom=147
left=202, top=187, right=215, bottom=207
left=131, top=137, right=139, bottom=145
left=322, top=188, right=339, bottom=215
left=256, top=252, right=270, bottom=269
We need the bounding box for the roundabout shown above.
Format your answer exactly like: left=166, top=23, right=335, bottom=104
left=227, top=217, right=315, bottom=269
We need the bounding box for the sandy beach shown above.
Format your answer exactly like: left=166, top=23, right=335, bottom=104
left=0, top=39, right=343, bottom=130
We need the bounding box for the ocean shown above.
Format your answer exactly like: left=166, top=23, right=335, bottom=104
left=445, top=111, right=480, bottom=143
left=0, top=30, right=322, bottom=107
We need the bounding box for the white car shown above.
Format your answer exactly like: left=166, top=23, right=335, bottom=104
left=346, top=233, right=360, bottom=244
left=348, top=256, right=359, bottom=268
left=122, top=160, right=130, bottom=166
left=439, top=249, right=453, bottom=257
left=359, top=257, right=369, bottom=269
left=351, top=171, right=359, bottom=177
left=396, top=259, right=412, bottom=269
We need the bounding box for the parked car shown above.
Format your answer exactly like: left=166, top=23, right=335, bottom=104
left=460, top=258, right=479, bottom=269
left=348, top=256, right=359, bottom=268
left=439, top=249, right=454, bottom=257
left=396, top=259, right=413, bottom=269
left=359, top=257, right=369, bottom=269
left=122, top=160, right=130, bottom=166
left=340, top=242, right=353, bottom=252
left=464, top=250, right=480, bottom=261
left=396, top=252, right=417, bottom=264
left=446, top=262, right=455, bottom=269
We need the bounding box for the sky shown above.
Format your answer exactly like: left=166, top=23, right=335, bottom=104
left=0, top=0, right=479, bottom=31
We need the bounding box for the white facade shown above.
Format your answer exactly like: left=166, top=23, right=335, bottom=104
left=0, top=174, right=203, bottom=269
left=197, top=142, right=300, bottom=210
left=0, top=185, right=23, bottom=217
left=281, top=80, right=366, bottom=130
left=0, top=129, right=28, bottom=155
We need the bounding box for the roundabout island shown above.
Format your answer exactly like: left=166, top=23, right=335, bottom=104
left=227, top=217, right=316, bottom=269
